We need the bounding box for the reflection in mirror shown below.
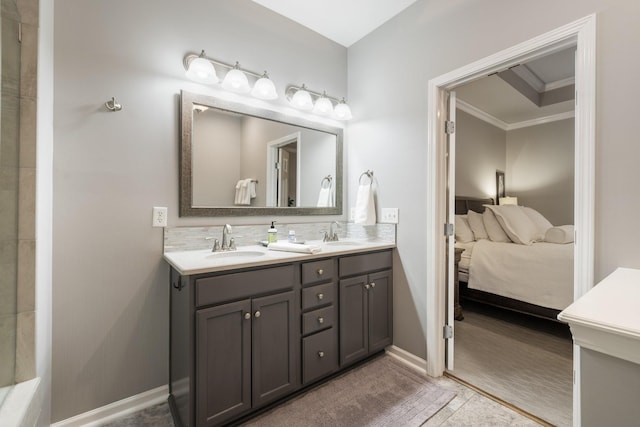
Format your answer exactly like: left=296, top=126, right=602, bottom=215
left=180, top=91, right=343, bottom=216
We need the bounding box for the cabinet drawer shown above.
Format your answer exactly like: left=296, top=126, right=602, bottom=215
left=301, top=259, right=335, bottom=286
left=196, top=265, right=294, bottom=307
left=339, top=250, right=392, bottom=277
left=302, top=328, right=338, bottom=384
left=302, top=306, right=335, bottom=335
left=301, top=282, right=335, bottom=310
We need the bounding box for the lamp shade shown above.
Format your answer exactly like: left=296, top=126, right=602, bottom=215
left=222, top=63, right=250, bottom=93
left=290, top=85, right=314, bottom=110
left=313, top=93, right=334, bottom=115
left=251, top=73, right=278, bottom=100
left=185, top=56, right=218, bottom=84
left=334, top=99, right=352, bottom=120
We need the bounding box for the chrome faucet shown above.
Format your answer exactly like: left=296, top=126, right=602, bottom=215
left=324, top=221, right=340, bottom=242
left=221, top=224, right=235, bottom=251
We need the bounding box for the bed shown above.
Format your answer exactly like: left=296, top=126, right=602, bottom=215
left=454, top=196, right=574, bottom=320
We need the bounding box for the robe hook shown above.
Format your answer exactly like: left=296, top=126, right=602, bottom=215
left=105, top=97, right=122, bottom=112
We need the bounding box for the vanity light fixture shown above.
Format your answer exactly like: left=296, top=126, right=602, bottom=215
left=184, top=50, right=277, bottom=99
left=286, top=85, right=352, bottom=121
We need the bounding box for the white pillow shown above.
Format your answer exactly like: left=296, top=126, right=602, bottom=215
left=545, top=225, right=574, bottom=244
left=522, top=206, right=553, bottom=237
left=467, top=210, right=488, bottom=240
left=485, top=205, right=542, bottom=245
left=455, top=215, right=475, bottom=243
left=482, top=208, right=512, bottom=243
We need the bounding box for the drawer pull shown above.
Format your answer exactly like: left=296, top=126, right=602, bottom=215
left=370, top=282, right=376, bottom=288
left=318, top=317, right=324, bottom=324
left=317, top=293, right=324, bottom=300
left=318, top=351, right=325, bottom=358
left=244, top=312, right=251, bottom=320
left=254, top=311, right=261, bottom=318
left=317, top=269, right=324, bottom=275
left=364, top=284, right=371, bottom=290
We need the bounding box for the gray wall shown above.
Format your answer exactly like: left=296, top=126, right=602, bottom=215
left=506, top=119, right=575, bottom=225
left=455, top=110, right=506, bottom=200
left=348, top=0, right=640, bottom=360
left=52, top=0, right=346, bottom=422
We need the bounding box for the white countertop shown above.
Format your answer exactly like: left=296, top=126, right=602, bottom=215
left=558, top=267, right=640, bottom=364
left=163, top=240, right=395, bottom=276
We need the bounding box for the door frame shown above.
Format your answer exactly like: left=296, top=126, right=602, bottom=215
left=266, top=132, right=302, bottom=207
left=425, top=14, right=596, bottom=425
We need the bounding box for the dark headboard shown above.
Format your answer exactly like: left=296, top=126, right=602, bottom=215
left=455, top=196, right=494, bottom=214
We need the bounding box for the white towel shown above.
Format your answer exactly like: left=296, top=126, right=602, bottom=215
left=317, top=186, right=333, bottom=207
left=234, top=179, right=256, bottom=206
left=268, top=241, right=322, bottom=254
left=354, top=183, right=376, bottom=225
left=544, top=225, right=574, bottom=244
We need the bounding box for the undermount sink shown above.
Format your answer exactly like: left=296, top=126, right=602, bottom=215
left=324, top=241, right=363, bottom=247
left=206, top=250, right=266, bottom=259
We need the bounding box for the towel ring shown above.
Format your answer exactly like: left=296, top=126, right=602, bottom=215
left=359, top=170, right=374, bottom=185
left=320, top=175, right=332, bottom=189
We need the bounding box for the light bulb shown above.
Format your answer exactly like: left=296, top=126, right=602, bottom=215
left=334, top=98, right=353, bottom=120
left=290, top=85, right=313, bottom=110
left=222, top=62, right=250, bottom=93
left=185, top=51, right=218, bottom=84
left=251, top=72, right=278, bottom=100
left=313, top=92, right=333, bottom=115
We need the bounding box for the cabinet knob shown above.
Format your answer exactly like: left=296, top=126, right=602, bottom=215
left=244, top=312, right=251, bottom=320
left=318, top=351, right=325, bottom=358
left=317, top=269, right=324, bottom=275
left=317, top=293, right=324, bottom=300
left=254, top=311, right=261, bottom=318
left=364, top=284, right=371, bottom=290
left=370, top=282, right=376, bottom=288
left=318, top=317, right=324, bottom=324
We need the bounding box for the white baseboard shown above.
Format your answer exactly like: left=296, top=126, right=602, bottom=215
left=51, top=385, right=168, bottom=427
left=386, top=345, right=428, bottom=375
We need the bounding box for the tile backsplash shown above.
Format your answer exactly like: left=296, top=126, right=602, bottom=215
left=164, top=222, right=396, bottom=252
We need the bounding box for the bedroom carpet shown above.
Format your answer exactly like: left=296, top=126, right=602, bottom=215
left=450, top=301, right=573, bottom=427
left=243, top=355, right=456, bottom=426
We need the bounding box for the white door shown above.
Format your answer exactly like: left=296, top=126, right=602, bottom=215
left=278, top=149, right=290, bottom=207
left=445, top=91, right=456, bottom=370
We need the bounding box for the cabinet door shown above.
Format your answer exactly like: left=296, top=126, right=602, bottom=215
left=339, top=275, right=369, bottom=366
left=252, top=291, right=298, bottom=407
left=368, top=270, right=393, bottom=353
left=196, top=299, right=251, bottom=427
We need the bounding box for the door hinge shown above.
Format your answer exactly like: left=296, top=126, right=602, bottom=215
left=275, top=162, right=281, bottom=170
left=445, top=120, right=455, bottom=134
left=444, top=223, right=454, bottom=237
left=443, top=324, right=453, bottom=339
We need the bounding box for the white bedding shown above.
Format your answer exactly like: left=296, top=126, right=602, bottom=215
left=455, top=241, right=475, bottom=282
left=464, top=239, right=573, bottom=310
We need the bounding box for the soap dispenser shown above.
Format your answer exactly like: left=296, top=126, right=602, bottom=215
left=267, top=221, right=278, bottom=243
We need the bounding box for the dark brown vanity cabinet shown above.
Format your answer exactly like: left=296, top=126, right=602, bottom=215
left=169, top=249, right=393, bottom=427
left=339, top=251, right=393, bottom=366
left=170, top=265, right=298, bottom=427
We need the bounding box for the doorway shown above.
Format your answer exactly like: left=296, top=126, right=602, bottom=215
left=266, top=132, right=301, bottom=207
left=425, top=14, right=596, bottom=425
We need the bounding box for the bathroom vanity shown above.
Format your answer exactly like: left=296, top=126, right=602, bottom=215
left=165, top=243, right=393, bottom=427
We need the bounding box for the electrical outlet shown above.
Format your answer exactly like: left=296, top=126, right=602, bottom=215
left=349, top=208, right=356, bottom=221
left=380, top=208, right=399, bottom=224
left=152, top=207, right=168, bottom=227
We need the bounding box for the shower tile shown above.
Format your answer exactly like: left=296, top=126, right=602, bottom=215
left=19, top=23, right=38, bottom=98
left=0, top=95, right=20, bottom=168
left=1, top=17, right=20, bottom=98
left=0, top=189, right=19, bottom=241
left=0, top=166, right=18, bottom=191
left=17, top=0, right=38, bottom=25
left=1, top=0, right=20, bottom=21
left=17, top=168, right=35, bottom=240
left=17, top=239, right=35, bottom=313
left=0, top=314, right=16, bottom=387
left=19, top=97, right=36, bottom=168
left=0, top=260, right=17, bottom=315
left=15, top=310, right=35, bottom=382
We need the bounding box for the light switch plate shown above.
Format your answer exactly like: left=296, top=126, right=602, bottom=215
left=380, top=208, right=399, bottom=224
left=152, top=207, right=168, bottom=227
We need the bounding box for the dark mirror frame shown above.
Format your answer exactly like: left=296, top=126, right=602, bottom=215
left=179, top=90, right=343, bottom=217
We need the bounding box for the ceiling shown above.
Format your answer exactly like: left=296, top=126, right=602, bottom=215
left=251, top=0, right=418, bottom=47
left=250, top=1, right=575, bottom=125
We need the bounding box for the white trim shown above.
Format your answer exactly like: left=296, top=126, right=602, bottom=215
left=0, top=378, right=41, bottom=427
left=457, top=99, right=575, bottom=131
left=426, top=14, right=596, bottom=427
left=385, top=345, right=427, bottom=375
left=546, top=76, right=575, bottom=91
left=51, top=385, right=168, bottom=427
left=266, top=132, right=302, bottom=207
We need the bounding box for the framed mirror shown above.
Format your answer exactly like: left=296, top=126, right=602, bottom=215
left=180, top=90, right=343, bottom=216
